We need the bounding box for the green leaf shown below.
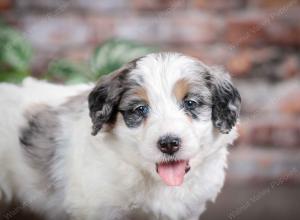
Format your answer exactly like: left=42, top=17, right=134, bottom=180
left=0, top=71, right=29, bottom=83
left=46, top=59, right=91, bottom=84
left=0, top=24, right=32, bottom=72
left=90, top=39, right=156, bottom=79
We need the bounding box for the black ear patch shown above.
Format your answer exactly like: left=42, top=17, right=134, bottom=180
left=88, top=59, right=140, bottom=135
left=208, top=70, right=241, bottom=134
left=88, top=74, right=124, bottom=135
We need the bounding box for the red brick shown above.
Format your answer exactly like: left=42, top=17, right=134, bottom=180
left=279, top=89, right=300, bottom=115
left=265, top=17, right=300, bottom=46
left=225, top=47, right=282, bottom=77
left=263, top=5, right=300, bottom=46
left=192, top=0, right=243, bottom=11
left=227, top=50, right=252, bottom=77
left=225, top=12, right=267, bottom=46
left=278, top=55, right=300, bottom=79
left=225, top=6, right=300, bottom=47
left=0, top=0, right=12, bottom=11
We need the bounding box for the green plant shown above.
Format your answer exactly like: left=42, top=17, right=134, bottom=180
left=90, top=38, right=156, bottom=79
left=46, top=39, right=156, bottom=83
left=0, top=23, right=32, bottom=83
left=0, top=22, right=156, bottom=84
left=46, top=59, right=91, bottom=84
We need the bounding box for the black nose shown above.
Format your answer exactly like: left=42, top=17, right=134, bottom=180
left=157, top=135, right=181, bottom=155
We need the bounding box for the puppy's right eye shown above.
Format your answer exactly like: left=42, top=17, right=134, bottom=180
left=134, top=105, right=149, bottom=116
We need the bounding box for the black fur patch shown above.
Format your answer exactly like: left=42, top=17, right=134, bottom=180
left=19, top=105, right=61, bottom=190
left=88, top=57, right=143, bottom=135
left=211, top=81, right=241, bottom=133
left=88, top=74, right=125, bottom=135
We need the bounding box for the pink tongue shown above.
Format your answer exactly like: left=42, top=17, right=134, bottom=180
left=157, top=161, right=187, bottom=186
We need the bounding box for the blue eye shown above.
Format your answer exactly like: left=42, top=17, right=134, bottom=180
left=183, top=100, right=197, bottom=110
left=134, top=105, right=149, bottom=116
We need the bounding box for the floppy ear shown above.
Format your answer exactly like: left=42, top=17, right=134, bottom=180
left=88, top=70, right=124, bottom=135
left=88, top=62, right=136, bottom=135
left=208, top=67, right=241, bottom=134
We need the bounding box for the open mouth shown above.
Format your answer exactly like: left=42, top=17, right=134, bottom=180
left=156, top=160, right=190, bottom=186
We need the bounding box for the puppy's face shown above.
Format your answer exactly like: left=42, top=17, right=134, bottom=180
left=89, top=53, right=241, bottom=186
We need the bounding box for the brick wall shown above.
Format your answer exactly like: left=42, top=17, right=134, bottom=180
left=1, top=0, right=300, bottom=181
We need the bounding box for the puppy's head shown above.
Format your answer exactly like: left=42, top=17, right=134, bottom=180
left=88, top=52, right=241, bottom=186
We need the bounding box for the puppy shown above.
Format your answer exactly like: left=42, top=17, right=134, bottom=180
left=0, top=52, right=241, bottom=220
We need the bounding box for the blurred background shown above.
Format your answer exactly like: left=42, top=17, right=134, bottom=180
left=0, top=0, right=299, bottom=220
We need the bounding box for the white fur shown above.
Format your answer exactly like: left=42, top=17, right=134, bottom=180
left=0, top=53, right=239, bottom=220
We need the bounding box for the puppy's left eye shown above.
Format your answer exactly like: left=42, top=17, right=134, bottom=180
left=134, top=105, right=149, bottom=116
left=183, top=100, right=197, bottom=111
